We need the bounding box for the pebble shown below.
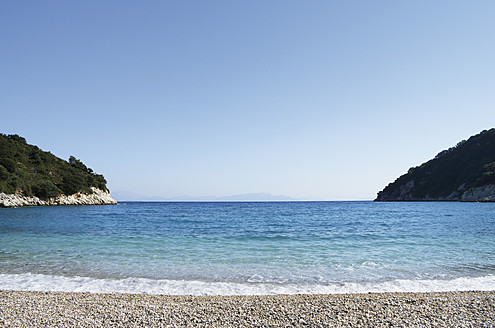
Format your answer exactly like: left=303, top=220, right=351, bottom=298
left=0, top=290, right=494, bottom=327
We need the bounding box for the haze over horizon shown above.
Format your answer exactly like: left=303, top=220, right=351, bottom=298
left=2, top=1, right=494, bottom=200
left=111, top=190, right=296, bottom=202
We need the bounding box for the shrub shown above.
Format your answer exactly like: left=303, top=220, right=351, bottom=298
left=0, top=158, right=16, bottom=173
left=8, top=175, right=20, bottom=190
left=32, top=180, right=62, bottom=199
left=0, top=165, right=8, bottom=180
left=69, top=156, right=90, bottom=172
left=60, top=171, right=88, bottom=195
left=7, top=134, right=27, bottom=143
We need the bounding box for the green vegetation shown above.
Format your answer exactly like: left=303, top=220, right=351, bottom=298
left=0, top=133, right=109, bottom=199
left=376, top=128, right=495, bottom=201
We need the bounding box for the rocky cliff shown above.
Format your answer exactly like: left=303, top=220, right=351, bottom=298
left=376, top=128, right=495, bottom=202
left=0, top=187, right=117, bottom=208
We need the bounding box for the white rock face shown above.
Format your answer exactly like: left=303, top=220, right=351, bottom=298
left=0, top=187, right=117, bottom=208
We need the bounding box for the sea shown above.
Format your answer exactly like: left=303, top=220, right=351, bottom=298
left=1, top=201, right=494, bottom=295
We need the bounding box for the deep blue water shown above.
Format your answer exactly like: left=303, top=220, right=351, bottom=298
left=0, top=201, right=494, bottom=295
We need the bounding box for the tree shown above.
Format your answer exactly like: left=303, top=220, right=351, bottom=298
left=0, top=165, right=8, bottom=181
left=60, top=171, right=88, bottom=195
left=32, top=180, right=62, bottom=199
left=0, top=158, right=16, bottom=173
left=69, top=156, right=91, bottom=173
left=7, top=134, right=26, bottom=143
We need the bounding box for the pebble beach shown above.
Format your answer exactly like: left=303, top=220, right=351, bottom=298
left=1, top=290, right=494, bottom=327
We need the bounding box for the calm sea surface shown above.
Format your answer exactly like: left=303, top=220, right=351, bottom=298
left=1, top=201, right=494, bottom=295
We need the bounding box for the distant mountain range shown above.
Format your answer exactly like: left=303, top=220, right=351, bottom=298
left=112, top=191, right=294, bottom=201
left=376, top=128, right=495, bottom=202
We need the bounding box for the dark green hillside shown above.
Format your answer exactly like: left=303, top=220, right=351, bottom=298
left=0, top=133, right=108, bottom=199
left=376, top=128, right=495, bottom=201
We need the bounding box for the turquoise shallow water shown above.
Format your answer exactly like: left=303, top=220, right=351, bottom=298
left=0, top=201, right=494, bottom=295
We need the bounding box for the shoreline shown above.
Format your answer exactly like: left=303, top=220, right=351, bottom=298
left=0, top=187, right=117, bottom=208
left=3, top=272, right=495, bottom=296
left=1, top=290, right=494, bottom=327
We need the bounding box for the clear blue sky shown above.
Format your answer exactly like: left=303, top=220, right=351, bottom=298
left=1, top=1, right=494, bottom=200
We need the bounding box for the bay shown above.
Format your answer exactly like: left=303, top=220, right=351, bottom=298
left=0, top=201, right=494, bottom=295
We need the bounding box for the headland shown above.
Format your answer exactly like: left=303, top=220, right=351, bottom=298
left=0, top=133, right=116, bottom=207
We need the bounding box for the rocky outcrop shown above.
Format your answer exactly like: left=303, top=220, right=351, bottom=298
left=377, top=183, right=495, bottom=202
left=0, top=187, right=117, bottom=208
left=377, top=180, right=416, bottom=201
left=461, top=185, right=495, bottom=202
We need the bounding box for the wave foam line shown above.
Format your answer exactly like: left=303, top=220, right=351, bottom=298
left=1, top=273, right=494, bottom=295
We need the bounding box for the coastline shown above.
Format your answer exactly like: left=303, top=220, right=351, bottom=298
left=3, top=272, right=495, bottom=296
left=0, top=187, right=117, bottom=208
left=1, top=290, right=494, bottom=327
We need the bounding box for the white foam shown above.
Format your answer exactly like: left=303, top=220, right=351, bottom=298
left=1, top=273, right=495, bottom=295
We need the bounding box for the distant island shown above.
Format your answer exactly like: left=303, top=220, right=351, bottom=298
left=112, top=191, right=294, bottom=202
left=0, top=133, right=116, bottom=207
left=376, top=128, right=495, bottom=202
